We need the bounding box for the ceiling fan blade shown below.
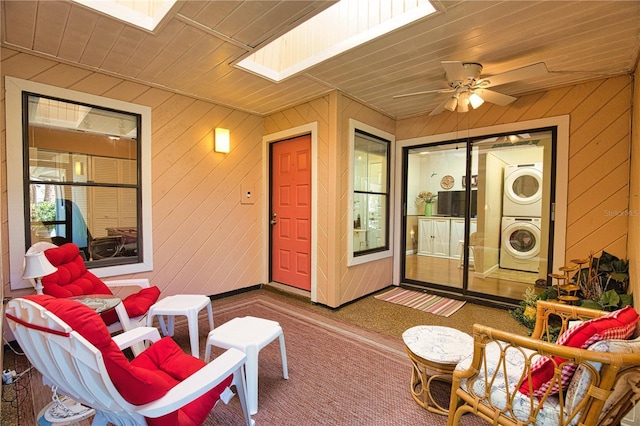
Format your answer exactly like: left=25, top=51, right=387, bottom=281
left=393, top=88, right=454, bottom=99
left=429, top=97, right=452, bottom=116
left=478, top=89, right=517, bottom=106
left=478, top=62, right=548, bottom=88
left=441, top=61, right=468, bottom=82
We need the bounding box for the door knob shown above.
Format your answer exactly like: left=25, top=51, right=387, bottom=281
left=271, top=212, right=277, bottom=225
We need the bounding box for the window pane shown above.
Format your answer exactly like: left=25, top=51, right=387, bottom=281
left=27, top=95, right=137, bottom=184
left=353, top=193, right=387, bottom=253
left=352, top=129, right=390, bottom=258
left=354, top=134, right=387, bottom=193
left=28, top=184, right=139, bottom=262
left=26, top=94, right=140, bottom=267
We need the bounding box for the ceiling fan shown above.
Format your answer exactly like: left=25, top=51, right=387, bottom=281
left=394, top=61, right=548, bottom=116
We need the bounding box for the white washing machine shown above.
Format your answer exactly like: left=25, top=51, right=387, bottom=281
left=500, top=217, right=541, bottom=273
left=503, top=163, right=543, bottom=217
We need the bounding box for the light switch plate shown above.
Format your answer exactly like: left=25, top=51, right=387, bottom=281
left=241, top=184, right=255, bottom=205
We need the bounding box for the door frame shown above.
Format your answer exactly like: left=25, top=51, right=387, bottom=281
left=392, top=115, right=570, bottom=286
left=263, top=123, right=318, bottom=301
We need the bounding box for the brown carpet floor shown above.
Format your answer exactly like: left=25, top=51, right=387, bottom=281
left=1, top=286, right=527, bottom=425
left=259, top=284, right=529, bottom=338
left=205, top=292, right=489, bottom=425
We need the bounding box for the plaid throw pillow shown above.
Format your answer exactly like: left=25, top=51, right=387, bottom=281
left=519, top=305, right=638, bottom=397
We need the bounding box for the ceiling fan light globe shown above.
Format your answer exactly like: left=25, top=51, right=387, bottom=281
left=444, top=97, right=458, bottom=112
left=457, top=97, right=470, bottom=113
left=469, top=92, right=484, bottom=109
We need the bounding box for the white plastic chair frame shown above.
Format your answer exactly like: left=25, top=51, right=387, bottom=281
left=5, top=298, right=254, bottom=426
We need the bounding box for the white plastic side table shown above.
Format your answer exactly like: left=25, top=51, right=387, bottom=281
left=204, top=316, right=288, bottom=415
left=147, top=294, right=214, bottom=357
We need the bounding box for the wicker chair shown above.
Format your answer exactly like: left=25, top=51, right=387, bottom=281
left=448, top=301, right=640, bottom=426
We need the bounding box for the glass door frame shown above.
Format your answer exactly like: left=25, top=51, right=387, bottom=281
left=392, top=117, right=570, bottom=306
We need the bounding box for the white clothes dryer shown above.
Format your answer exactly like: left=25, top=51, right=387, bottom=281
left=500, top=217, right=541, bottom=273
left=503, top=163, right=543, bottom=217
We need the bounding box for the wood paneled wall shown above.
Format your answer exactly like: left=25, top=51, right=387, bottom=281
left=1, top=47, right=265, bottom=299
left=337, top=94, right=396, bottom=305
left=1, top=47, right=635, bottom=308
left=397, top=75, right=633, bottom=291
left=264, top=92, right=397, bottom=307
left=263, top=93, right=334, bottom=305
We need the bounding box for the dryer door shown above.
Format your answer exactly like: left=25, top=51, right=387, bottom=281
left=502, top=222, right=541, bottom=259
left=504, top=167, right=543, bottom=207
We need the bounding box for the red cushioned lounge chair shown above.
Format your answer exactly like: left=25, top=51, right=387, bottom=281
left=5, top=296, right=253, bottom=426
left=26, top=242, right=160, bottom=336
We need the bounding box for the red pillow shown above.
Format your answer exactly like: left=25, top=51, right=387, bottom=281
left=519, top=305, right=639, bottom=397
left=42, top=243, right=111, bottom=297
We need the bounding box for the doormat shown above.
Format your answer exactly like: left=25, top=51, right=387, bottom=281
left=374, top=287, right=466, bottom=317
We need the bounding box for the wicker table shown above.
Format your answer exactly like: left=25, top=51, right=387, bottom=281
left=402, top=325, right=473, bottom=414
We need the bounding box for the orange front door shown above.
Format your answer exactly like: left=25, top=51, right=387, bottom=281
left=270, top=135, right=311, bottom=291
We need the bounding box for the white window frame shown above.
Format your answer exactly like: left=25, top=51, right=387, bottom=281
left=5, top=76, right=153, bottom=290
left=348, top=119, right=395, bottom=266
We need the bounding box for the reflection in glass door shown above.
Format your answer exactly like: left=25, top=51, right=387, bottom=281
left=402, top=129, right=555, bottom=304
left=404, top=142, right=475, bottom=291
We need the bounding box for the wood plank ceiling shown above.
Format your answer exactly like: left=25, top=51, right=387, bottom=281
left=2, top=0, right=640, bottom=119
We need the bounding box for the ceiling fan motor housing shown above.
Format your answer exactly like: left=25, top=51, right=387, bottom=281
left=447, top=62, right=483, bottom=89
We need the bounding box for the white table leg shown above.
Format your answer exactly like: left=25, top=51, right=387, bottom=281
left=245, top=346, right=259, bottom=415
left=278, top=332, right=289, bottom=379
left=187, top=311, right=199, bottom=357
left=206, top=303, right=214, bottom=330
left=157, top=315, right=169, bottom=336
left=167, top=315, right=175, bottom=336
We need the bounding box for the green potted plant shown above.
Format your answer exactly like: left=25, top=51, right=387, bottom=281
left=572, top=251, right=632, bottom=311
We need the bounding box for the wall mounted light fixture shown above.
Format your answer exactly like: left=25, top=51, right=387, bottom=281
left=214, top=128, right=230, bottom=153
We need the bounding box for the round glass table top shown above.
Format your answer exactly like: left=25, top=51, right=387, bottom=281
left=68, top=294, right=121, bottom=313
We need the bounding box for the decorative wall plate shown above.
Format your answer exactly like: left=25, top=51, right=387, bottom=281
left=440, top=175, right=454, bottom=189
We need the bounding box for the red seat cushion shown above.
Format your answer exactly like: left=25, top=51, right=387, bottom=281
left=519, top=305, right=639, bottom=397
left=101, top=286, right=161, bottom=325
left=24, top=295, right=232, bottom=425
left=41, top=243, right=160, bottom=325
left=132, top=337, right=231, bottom=426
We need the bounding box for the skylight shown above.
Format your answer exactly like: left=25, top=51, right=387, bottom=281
left=71, top=0, right=176, bottom=31
left=237, top=0, right=436, bottom=82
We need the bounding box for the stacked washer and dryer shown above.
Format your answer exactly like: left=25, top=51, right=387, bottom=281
left=500, top=163, right=543, bottom=273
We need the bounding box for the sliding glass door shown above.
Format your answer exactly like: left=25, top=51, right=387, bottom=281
left=401, top=128, right=555, bottom=305
left=404, top=141, right=473, bottom=291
